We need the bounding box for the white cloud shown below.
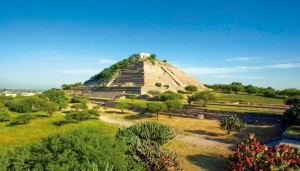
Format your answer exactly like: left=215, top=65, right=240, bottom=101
left=98, top=58, right=116, bottom=64
left=58, top=69, right=99, bottom=75
left=226, top=57, right=260, bottom=61
left=180, top=63, right=300, bottom=75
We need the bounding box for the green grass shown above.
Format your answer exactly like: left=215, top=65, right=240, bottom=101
left=0, top=111, right=111, bottom=148
left=283, top=126, right=300, bottom=139
left=202, top=105, right=284, bottom=114
left=213, top=92, right=284, bottom=105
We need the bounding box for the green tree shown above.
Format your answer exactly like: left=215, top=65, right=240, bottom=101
left=195, top=91, right=215, bottom=106
left=282, top=104, right=300, bottom=125
left=281, top=88, right=300, bottom=97
left=185, top=85, right=198, bottom=93
left=244, top=85, right=258, bottom=94
left=0, top=111, right=10, bottom=122
left=71, top=103, right=87, bottom=111
left=43, top=101, right=59, bottom=117
left=147, top=90, right=161, bottom=97
left=127, top=95, right=137, bottom=102
left=149, top=54, right=157, bottom=60
left=220, top=115, right=246, bottom=134
left=146, top=103, right=167, bottom=119
left=230, top=83, right=244, bottom=94
left=10, top=114, right=35, bottom=126
left=115, top=102, right=129, bottom=113
left=164, top=100, right=183, bottom=117
left=284, top=96, right=300, bottom=106
left=155, top=91, right=183, bottom=101
left=41, top=88, right=68, bottom=110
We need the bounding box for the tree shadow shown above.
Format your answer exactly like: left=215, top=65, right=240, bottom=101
left=52, top=120, right=68, bottom=126
left=104, top=111, right=130, bottom=114
left=185, top=129, right=225, bottom=137
left=124, top=114, right=155, bottom=120
left=35, top=114, right=49, bottom=118
left=187, top=154, right=226, bottom=170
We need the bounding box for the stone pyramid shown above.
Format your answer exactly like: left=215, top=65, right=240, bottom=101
left=85, top=56, right=205, bottom=94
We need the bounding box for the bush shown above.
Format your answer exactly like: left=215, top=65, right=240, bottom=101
left=147, top=90, right=161, bottom=97
left=263, top=90, right=276, bottom=98
left=220, top=115, right=246, bottom=134
left=284, top=96, right=300, bottom=106
left=155, top=91, right=183, bottom=101
left=0, top=111, right=10, bottom=122
left=10, top=114, right=35, bottom=126
left=282, top=105, right=300, bottom=125
left=65, top=110, right=99, bottom=123
left=116, top=122, right=181, bottom=170
left=115, top=102, right=129, bottom=113
left=185, top=85, right=198, bottom=93
left=155, top=83, right=162, bottom=87
left=225, top=133, right=300, bottom=170
left=70, top=94, right=88, bottom=103
left=71, top=103, right=88, bottom=111
left=2, top=125, right=141, bottom=170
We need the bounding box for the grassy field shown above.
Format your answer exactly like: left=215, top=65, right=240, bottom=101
left=283, top=126, right=300, bottom=139
left=212, top=92, right=284, bottom=105
left=101, top=108, right=285, bottom=170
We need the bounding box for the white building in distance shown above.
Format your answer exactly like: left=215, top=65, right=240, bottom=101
left=134, top=52, right=150, bottom=59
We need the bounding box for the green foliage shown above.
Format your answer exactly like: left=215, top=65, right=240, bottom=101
left=244, top=85, right=258, bottom=94
left=190, top=91, right=215, bottom=106
left=116, top=122, right=180, bottom=170
left=220, top=115, right=246, bottom=134
left=71, top=102, right=88, bottom=111
left=10, top=114, right=35, bottom=126
left=285, top=96, right=300, bottom=106
left=281, top=88, right=300, bottom=97
left=146, top=103, right=166, bottom=119
left=147, top=90, right=161, bottom=97
left=155, top=91, right=183, bottom=101
left=40, top=88, right=68, bottom=109
left=1, top=125, right=139, bottom=170
left=155, top=82, right=162, bottom=87
left=282, top=105, right=300, bottom=125
left=263, top=89, right=276, bottom=98
left=85, top=57, right=136, bottom=85
left=230, top=82, right=244, bottom=94
left=127, top=95, right=137, bottom=102
left=6, top=96, right=57, bottom=114
left=226, top=133, right=300, bottom=170
left=65, top=109, right=99, bottom=123
left=185, top=85, right=198, bottom=93
left=115, top=102, right=129, bottom=113
left=149, top=54, right=157, bottom=60
left=70, top=94, right=88, bottom=103
left=0, top=110, right=10, bottom=122
left=61, top=82, right=84, bottom=90
left=164, top=100, right=183, bottom=114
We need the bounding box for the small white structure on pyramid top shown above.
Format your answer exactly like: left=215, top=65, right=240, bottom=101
left=137, top=52, right=150, bottom=59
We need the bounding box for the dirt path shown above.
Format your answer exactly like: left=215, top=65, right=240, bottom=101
left=99, top=115, right=234, bottom=149
left=100, top=115, right=134, bottom=127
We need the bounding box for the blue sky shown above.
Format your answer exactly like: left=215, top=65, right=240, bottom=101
left=1, top=0, right=300, bottom=90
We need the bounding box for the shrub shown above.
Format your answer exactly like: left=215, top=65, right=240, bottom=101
left=71, top=102, right=88, bottom=111
left=3, top=125, right=141, bottom=170
left=10, top=114, right=35, bottom=126
left=116, top=122, right=181, bottom=170
left=284, top=96, right=300, bottom=106
left=282, top=105, right=300, bottom=125
left=147, top=90, right=161, bottom=97
left=155, top=83, right=162, bottom=87
left=70, top=94, right=88, bottom=103
left=115, top=102, right=128, bottom=113
left=155, top=91, right=183, bottom=101
left=185, top=85, right=198, bottom=93
left=65, top=110, right=99, bottom=123
left=0, top=111, right=10, bottom=122
left=220, top=115, right=246, bottom=134
left=263, top=89, right=276, bottom=98
left=225, top=133, right=300, bottom=170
